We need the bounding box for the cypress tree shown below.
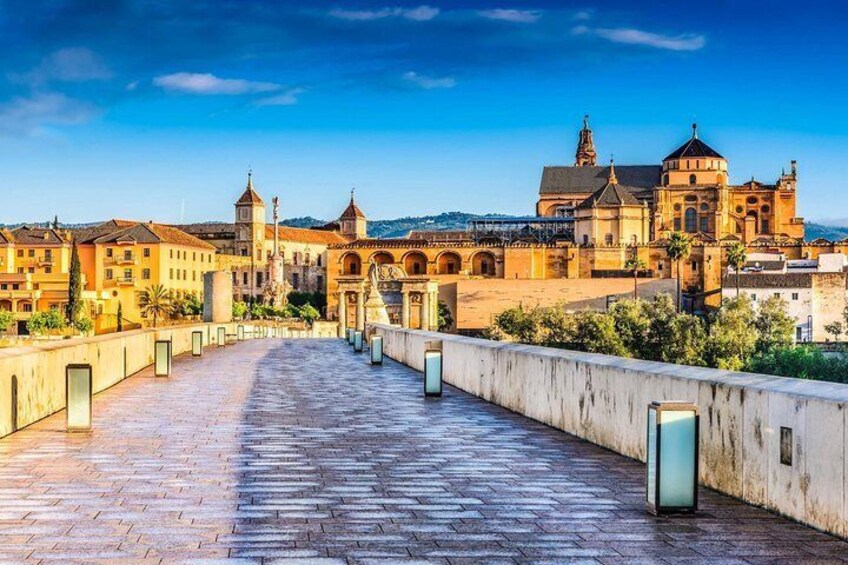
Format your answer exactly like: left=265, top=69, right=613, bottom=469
left=117, top=301, right=123, bottom=332
left=67, top=239, right=82, bottom=323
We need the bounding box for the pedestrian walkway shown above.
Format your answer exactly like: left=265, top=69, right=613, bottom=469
left=1, top=339, right=846, bottom=564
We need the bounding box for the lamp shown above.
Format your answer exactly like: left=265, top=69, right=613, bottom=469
left=154, top=340, right=172, bottom=377
left=66, top=364, right=92, bottom=432
left=217, top=326, right=226, bottom=347
left=646, top=400, right=699, bottom=515
left=354, top=330, right=363, bottom=352
left=237, top=324, right=245, bottom=341
left=370, top=335, right=383, bottom=365
left=348, top=328, right=355, bottom=345
left=424, top=349, right=443, bottom=397
left=191, top=330, right=203, bottom=357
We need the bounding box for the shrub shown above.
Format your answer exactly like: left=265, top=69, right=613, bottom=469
left=74, top=316, right=94, bottom=335
left=0, top=309, right=13, bottom=332
left=27, top=308, right=66, bottom=335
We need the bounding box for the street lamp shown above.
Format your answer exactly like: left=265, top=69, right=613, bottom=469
left=370, top=335, right=383, bottom=365
left=646, top=400, right=699, bottom=515
left=154, top=340, right=172, bottom=377
left=424, top=349, right=442, bottom=397
left=217, top=326, right=226, bottom=347
left=237, top=324, right=245, bottom=341
left=66, top=364, right=92, bottom=432
left=191, top=330, right=203, bottom=357
left=354, top=330, right=363, bottom=352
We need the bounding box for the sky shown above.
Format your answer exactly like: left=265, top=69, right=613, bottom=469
left=0, top=0, right=846, bottom=225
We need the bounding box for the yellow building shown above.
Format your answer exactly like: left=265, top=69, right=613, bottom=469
left=75, top=220, right=217, bottom=332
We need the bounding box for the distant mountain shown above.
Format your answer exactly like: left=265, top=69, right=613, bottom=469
left=804, top=223, right=848, bottom=242
left=282, top=212, right=517, bottom=239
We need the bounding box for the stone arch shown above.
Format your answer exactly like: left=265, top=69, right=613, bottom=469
left=341, top=252, right=362, bottom=276
left=436, top=251, right=462, bottom=275
left=16, top=300, right=32, bottom=313
left=0, top=299, right=11, bottom=311
left=403, top=251, right=428, bottom=276
left=369, top=251, right=395, bottom=265
left=471, top=251, right=496, bottom=277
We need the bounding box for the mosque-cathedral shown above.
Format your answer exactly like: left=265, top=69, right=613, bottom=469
left=325, top=118, right=820, bottom=334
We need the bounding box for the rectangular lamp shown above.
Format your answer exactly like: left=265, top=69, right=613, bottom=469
left=237, top=325, right=244, bottom=341
left=424, top=349, right=443, bottom=397
left=646, top=400, right=699, bottom=515
left=348, top=328, right=355, bottom=345
left=370, top=335, right=383, bottom=365
left=217, top=326, right=226, bottom=347
left=192, top=330, right=203, bottom=357
left=354, top=330, right=363, bottom=352
left=154, top=339, right=172, bottom=377
left=66, top=364, right=92, bottom=432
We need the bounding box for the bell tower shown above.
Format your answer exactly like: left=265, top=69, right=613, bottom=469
left=234, top=170, right=266, bottom=259
left=575, top=115, right=597, bottom=167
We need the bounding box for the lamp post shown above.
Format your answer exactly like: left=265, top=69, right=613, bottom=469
left=354, top=330, right=363, bottom=352
left=237, top=324, right=245, bottom=341
left=191, top=330, right=203, bottom=357
left=646, top=401, right=699, bottom=515
left=348, top=328, right=355, bottom=345
left=217, top=326, right=226, bottom=347
left=66, top=364, right=92, bottom=432
left=370, top=335, right=383, bottom=365
left=154, top=340, right=172, bottom=377
left=424, top=349, right=443, bottom=397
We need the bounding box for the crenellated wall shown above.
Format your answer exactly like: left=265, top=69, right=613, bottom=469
left=0, top=321, right=338, bottom=438
left=370, top=324, right=848, bottom=539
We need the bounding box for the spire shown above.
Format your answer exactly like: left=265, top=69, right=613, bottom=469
left=692, top=122, right=698, bottom=139
left=350, top=187, right=356, bottom=204
left=574, top=114, right=597, bottom=167
left=608, top=156, right=617, bottom=184
left=247, top=168, right=253, bottom=190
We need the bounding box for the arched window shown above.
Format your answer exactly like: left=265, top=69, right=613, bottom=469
left=472, top=252, right=496, bottom=277
left=685, top=208, right=697, bottom=233
left=688, top=174, right=697, bottom=185
left=437, top=252, right=462, bottom=274
left=604, top=233, right=613, bottom=246
left=404, top=252, right=428, bottom=276
left=662, top=173, right=669, bottom=186
left=342, top=253, right=362, bottom=275
left=371, top=251, right=394, bottom=265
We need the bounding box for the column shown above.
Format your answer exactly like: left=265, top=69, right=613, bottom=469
left=337, top=291, right=347, bottom=337
left=431, top=291, right=438, bottom=331
left=420, top=291, right=430, bottom=331
left=356, top=290, right=365, bottom=331
left=401, top=291, right=410, bottom=328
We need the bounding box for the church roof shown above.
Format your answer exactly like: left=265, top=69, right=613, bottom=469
left=236, top=172, right=264, bottom=205
left=340, top=194, right=366, bottom=220
left=577, top=180, right=642, bottom=209
left=540, top=165, right=660, bottom=195
left=663, top=124, right=724, bottom=161
left=83, top=221, right=216, bottom=249
left=265, top=225, right=348, bottom=245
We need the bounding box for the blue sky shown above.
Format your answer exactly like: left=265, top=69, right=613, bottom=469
left=0, top=0, right=846, bottom=225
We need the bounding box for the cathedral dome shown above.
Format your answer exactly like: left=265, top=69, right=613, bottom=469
left=663, top=123, right=724, bottom=162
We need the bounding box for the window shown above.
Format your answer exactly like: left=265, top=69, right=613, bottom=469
left=761, top=205, right=770, bottom=213
left=170, top=249, right=173, bottom=259
left=699, top=202, right=709, bottom=211
left=317, top=275, right=323, bottom=290
left=192, top=271, right=196, bottom=281
left=239, top=208, right=249, bottom=220
left=292, top=273, right=299, bottom=289
left=243, top=272, right=248, bottom=285
left=106, top=268, right=114, bottom=279
left=28, top=249, right=35, bottom=258
left=688, top=174, right=697, bottom=185
left=45, top=266, right=52, bottom=274
left=183, top=269, right=187, bottom=280
left=232, top=272, right=237, bottom=285
left=317, top=255, right=322, bottom=267
left=604, top=233, right=613, bottom=246
left=792, top=292, right=798, bottom=300
left=691, top=261, right=698, bottom=272
left=27, top=267, right=34, bottom=273
left=684, top=208, right=697, bottom=233
left=124, top=249, right=132, bottom=260
left=761, top=219, right=769, bottom=233
left=22, top=303, right=32, bottom=312
left=700, top=216, right=709, bottom=233
left=123, top=268, right=132, bottom=281
left=143, top=247, right=150, bottom=258
left=582, top=234, right=589, bottom=245
left=696, top=160, right=700, bottom=169
left=45, top=250, right=52, bottom=260
left=751, top=294, right=757, bottom=301
left=257, top=272, right=263, bottom=286
left=17, top=249, right=23, bottom=257
left=658, top=262, right=664, bottom=272
left=193, top=252, right=196, bottom=261
left=747, top=196, right=758, bottom=205
left=673, top=217, right=681, bottom=231
left=16, top=267, right=23, bottom=274
left=774, top=292, right=780, bottom=299
left=142, top=268, right=151, bottom=280
left=662, top=173, right=669, bottom=186
left=169, top=268, right=173, bottom=279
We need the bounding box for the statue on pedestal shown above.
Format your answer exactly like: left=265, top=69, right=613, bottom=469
left=264, top=196, right=291, bottom=308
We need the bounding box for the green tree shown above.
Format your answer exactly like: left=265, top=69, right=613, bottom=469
left=706, top=295, right=758, bottom=370
left=825, top=321, right=844, bottom=342
left=66, top=239, right=82, bottom=323
left=0, top=309, right=13, bottom=333
left=609, top=299, right=649, bottom=358
left=232, top=301, right=249, bottom=320
left=298, top=304, right=320, bottom=324
left=664, top=314, right=707, bottom=366
left=726, top=241, right=747, bottom=297
left=74, top=316, right=94, bottom=335
left=572, top=311, right=629, bottom=357
left=755, top=296, right=795, bottom=352
left=493, top=306, right=541, bottom=344
left=747, top=346, right=848, bottom=383
left=537, top=306, right=576, bottom=348
left=27, top=308, right=66, bottom=336
left=624, top=255, right=647, bottom=299
left=665, top=231, right=692, bottom=312
left=642, top=293, right=677, bottom=361
left=116, top=301, right=123, bottom=332
left=138, top=285, right=171, bottom=328
left=437, top=300, right=453, bottom=331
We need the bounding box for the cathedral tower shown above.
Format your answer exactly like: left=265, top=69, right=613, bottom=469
left=234, top=171, right=266, bottom=260
left=339, top=189, right=367, bottom=240
left=575, top=115, right=597, bottom=167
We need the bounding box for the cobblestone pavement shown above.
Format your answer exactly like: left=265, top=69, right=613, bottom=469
left=2, top=339, right=847, bottom=564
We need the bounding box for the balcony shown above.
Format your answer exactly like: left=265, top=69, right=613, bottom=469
left=117, top=276, right=136, bottom=286
left=105, top=254, right=138, bottom=266
left=37, top=256, right=55, bottom=267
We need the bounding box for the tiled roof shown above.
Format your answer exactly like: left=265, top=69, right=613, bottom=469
left=577, top=182, right=643, bottom=209
left=237, top=187, right=264, bottom=205
left=664, top=130, right=724, bottom=161
left=177, top=223, right=236, bottom=237
left=266, top=225, right=348, bottom=245
left=540, top=165, right=660, bottom=195
left=7, top=226, right=70, bottom=245
left=407, top=230, right=473, bottom=243
left=84, top=221, right=216, bottom=250
left=723, top=273, right=813, bottom=289
left=340, top=198, right=366, bottom=220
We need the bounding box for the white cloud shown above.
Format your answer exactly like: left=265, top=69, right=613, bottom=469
left=12, top=47, right=111, bottom=85
left=255, top=88, right=306, bottom=106
left=572, top=10, right=592, bottom=21
left=403, top=71, right=456, bottom=90
left=0, top=92, right=97, bottom=135
left=153, top=72, right=281, bottom=95
left=592, top=27, right=705, bottom=51
left=479, top=9, right=541, bottom=23
left=329, top=5, right=439, bottom=21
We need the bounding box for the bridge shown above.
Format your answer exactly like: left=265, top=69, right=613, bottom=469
left=1, top=335, right=846, bottom=562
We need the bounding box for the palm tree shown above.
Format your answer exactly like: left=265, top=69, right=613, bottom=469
left=138, top=285, right=171, bottom=328
left=624, top=255, right=647, bottom=299
left=726, top=241, right=747, bottom=297
left=666, top=231, right=692, bottom=312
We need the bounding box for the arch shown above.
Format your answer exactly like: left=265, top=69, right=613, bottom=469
left=369, top=251, right=394, bottom=265
left=436, top=251, right=462, bottom=275
left=403, top=251, right=428, bottom=276
left=471, top=251, right=496, bottom=277
left=684, top=207, right=697, bottom=233
left=341, top=252, right=362, bottom=276
left=662, top=173, right=669, bottom=186
left=0, top=299, right=11, bottom=311
left=688, top=174, right=697, bottom=185
left=16, top=300, right=32, bottom=313
left=716, top=172, right=726, bottom=184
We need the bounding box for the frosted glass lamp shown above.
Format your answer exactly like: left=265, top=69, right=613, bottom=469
left=370, top=335, right=383, bottom=365
left=354, top=330, right=364, bottom=352
left=237, top=325, right=244, bottom=341
left=154, top=340, right=172, bottom=377
left=646, top=401, right=699, bottom=515
left=66, top=364, right=92, bottom=432
left=348, top=328, right=355, bottom=345
left=217, top=326, right=226, bottom=347
left=192, top=330, right=203, bottom=357
left=424, top=349, right=442, bottom=397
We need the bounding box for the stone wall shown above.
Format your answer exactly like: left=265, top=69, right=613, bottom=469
left=0, top=321, right=338, bottom=438
left=370, top=324, right=848, bottom=538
